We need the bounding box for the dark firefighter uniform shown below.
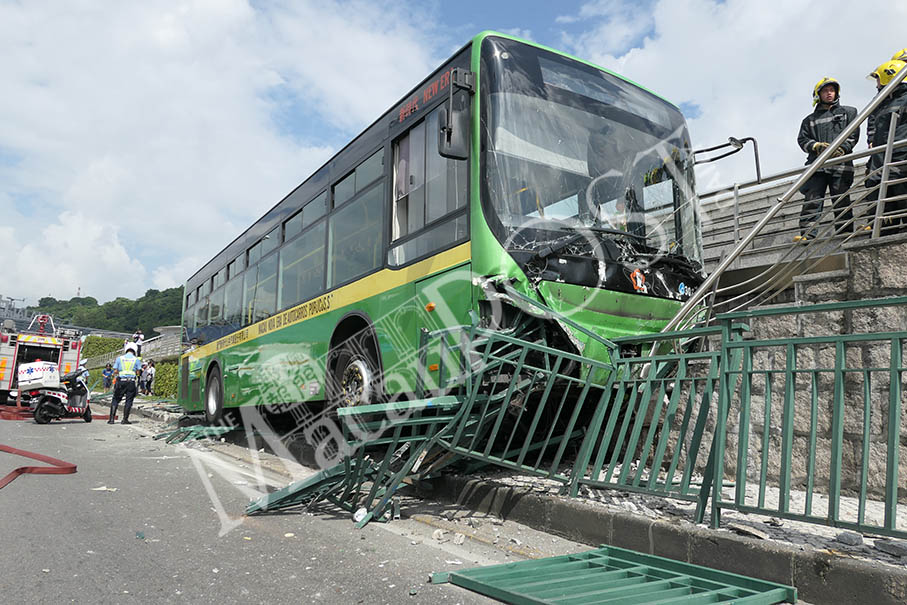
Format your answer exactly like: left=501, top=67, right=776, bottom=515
left=867, top=60, right=907, bottom=232
left=796, top=78, right=859, bottom=239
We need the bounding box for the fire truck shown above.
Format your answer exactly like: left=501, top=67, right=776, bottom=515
left=0, top=314, right=83, bottom=404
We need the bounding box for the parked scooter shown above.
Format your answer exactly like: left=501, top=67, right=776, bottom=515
left=31, top=366, right=92, bottom=424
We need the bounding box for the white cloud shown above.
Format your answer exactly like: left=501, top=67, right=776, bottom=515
left=0, top=1, right=444, bottom=303
left=561, top=0, right=906, bottom=189
left=152, top=255, right=208, bottom=292
left=2, top=212, right=146, bottom=303
left=499, top=28, right=535, bottom=42
left=560, top=0, right=656, bottom=56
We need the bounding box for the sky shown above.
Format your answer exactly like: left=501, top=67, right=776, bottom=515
left=1, top=0, right=903, bottom=305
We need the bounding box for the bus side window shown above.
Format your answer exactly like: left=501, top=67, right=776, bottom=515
left=328, top=150, right=386, bottom=288
left=223, top=275, right=243, bottom=329
left=209, top=287, right=224, bottom=326
left=278, top=222, right=326, bottom=310
left=242, top=265, right=258, bottom=326
left=392, top=122, right=426, bottom=240
left=389, top=105, right=467, bottom=266
left=195, top=296, right=209, bottom=329
left=252, top=253, right=278, bottom=322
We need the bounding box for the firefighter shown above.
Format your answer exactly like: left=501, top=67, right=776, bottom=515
left=868, top=49, right=907, bottom=146
left=866, top=59, right=907, bottom=232
left=109, top=341, right=140, bottom=424
left=795, top=77, right=859, bottom=241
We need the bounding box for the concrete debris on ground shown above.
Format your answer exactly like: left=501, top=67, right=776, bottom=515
left=875, top=540, right=907, bottom=557
left=727, top=523, right=770, bottom=540
left=836, top=531, right=864, bottom=546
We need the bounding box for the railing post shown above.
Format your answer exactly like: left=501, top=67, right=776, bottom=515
left=872, top=112, right=901, bottom=238
left=827, top=340, right=846, bottom=524
left=707, top=318, right=734, bottom=528
left=779, top=343, right=796, bottom=514
left=884, top=336, right=902, bottom=531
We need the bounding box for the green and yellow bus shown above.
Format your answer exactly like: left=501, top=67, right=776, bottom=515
left=178, top=32, right=705, bottom=422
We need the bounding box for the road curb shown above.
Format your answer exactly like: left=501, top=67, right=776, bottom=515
left=423, top=475, right=907, bottom=605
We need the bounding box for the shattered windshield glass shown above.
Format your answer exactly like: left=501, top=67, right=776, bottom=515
left=481, top=37, right=702, bottom=266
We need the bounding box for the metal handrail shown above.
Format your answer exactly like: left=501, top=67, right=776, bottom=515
left=666, top=63, right=907, bottom=332
left=699, top=140, right=907, bottom=202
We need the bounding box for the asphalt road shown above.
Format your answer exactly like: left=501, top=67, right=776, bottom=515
left=0, top=415, right=533, bottom=604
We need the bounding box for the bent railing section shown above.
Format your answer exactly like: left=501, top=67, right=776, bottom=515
left=249, top=297, right=906, bottom=539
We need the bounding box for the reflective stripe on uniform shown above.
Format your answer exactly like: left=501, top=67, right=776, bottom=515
left=119, top=357, right=139, bottom=378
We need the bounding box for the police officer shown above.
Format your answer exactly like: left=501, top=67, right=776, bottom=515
left=109, top=341, right=141, bottom=424
left=796, top=77, right=859, bottom=241
left=867, top=59, right=907, bottom=232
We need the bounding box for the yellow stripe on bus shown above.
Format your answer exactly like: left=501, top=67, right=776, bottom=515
left=0, top=357, right=6, bottom=381
left=186, top=242, right=471, bottom=362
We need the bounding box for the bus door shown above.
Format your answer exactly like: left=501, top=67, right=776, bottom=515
left=388, top=105, right=470, bottom=395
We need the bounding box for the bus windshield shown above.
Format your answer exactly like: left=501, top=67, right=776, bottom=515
left=481, top=37, right=702, bottom=265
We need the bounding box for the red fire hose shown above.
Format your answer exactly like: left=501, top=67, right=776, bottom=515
left=0, top=444, right=77, bottom=489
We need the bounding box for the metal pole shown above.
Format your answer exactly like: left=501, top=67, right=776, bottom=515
left=872, top=112, right=900, bottom=238
left=751, top=137, right=762, bottom=183
left=732, top=183, right=740, bottom=243
left=665, top=63, right=907, bottom=333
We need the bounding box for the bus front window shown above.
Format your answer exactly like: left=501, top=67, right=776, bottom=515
left=481, top=37, right=702, bottom=268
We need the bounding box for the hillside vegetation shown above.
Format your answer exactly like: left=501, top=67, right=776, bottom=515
left=30, top=287, right=183, bottom=336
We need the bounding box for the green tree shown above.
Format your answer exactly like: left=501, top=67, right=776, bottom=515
left=29, top=287, right=184, bottom=337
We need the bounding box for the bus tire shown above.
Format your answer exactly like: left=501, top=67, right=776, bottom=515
left=204, top=366, right=225, bottom=425
left=329, top=338, right=378, bottom=407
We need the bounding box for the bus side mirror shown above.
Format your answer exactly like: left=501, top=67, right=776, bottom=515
left=439, top=68, right=474, bottom=161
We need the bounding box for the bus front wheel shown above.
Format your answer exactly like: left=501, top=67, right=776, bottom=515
left=205, top=366, right=225, bottom=425
left=329, top=339, right=378, bottom=407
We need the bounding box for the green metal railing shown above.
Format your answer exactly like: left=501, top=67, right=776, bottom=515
left=246, top=395, right=467, bottom=524
left=249, top=296, right=907, bottom=540
left=431, top=324, right=617, bottom=485
left=710, top=296, right=907, bottom=538
left=567, top=326, right=735, bottom=519
left=433, top=545, right=796, bottom=605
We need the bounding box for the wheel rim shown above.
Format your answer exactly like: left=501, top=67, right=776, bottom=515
left=206, top=380, right=219, bottom=416
left=340, top=359, right=371, bottom=406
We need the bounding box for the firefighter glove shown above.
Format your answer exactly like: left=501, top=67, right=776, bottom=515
left=831, top=146, right=846, bottom=157
left=812, top=141, right=830, bottom=153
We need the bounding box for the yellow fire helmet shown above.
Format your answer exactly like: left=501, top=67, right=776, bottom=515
left=868, top=60, right=907, bottom=88
left=892, top=48, right=907, bottom=62
left=812, top=77, right=840, bottom=105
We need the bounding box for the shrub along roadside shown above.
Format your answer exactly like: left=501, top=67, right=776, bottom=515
left=82, top=335, right=124, bottom=359
left=88, top=359, right=178, bottom=399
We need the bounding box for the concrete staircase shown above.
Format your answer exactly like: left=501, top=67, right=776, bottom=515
left=698, top=167, right=876, bottom=308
